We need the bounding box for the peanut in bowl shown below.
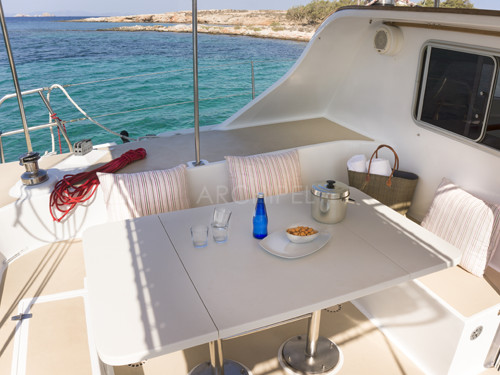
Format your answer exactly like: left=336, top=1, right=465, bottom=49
left=286, top=225, right=319, bottom=244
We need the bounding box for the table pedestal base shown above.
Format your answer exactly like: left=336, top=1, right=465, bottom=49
left=188, top=360, right=252, bottom=375
left=278, top=335, right=343, bottom=375
left=278, top=310, right=343, bottom=375
left=189, top=339, right=252, bottom=375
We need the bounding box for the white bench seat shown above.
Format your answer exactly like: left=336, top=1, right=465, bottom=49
left=418, top=266, right=500, bottom=318
left=354, top=265, right=500, bottom=375
left=354, top=175, right=500, bottom=375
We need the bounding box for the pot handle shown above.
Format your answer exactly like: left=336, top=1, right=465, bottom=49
left=320, top=198, right=330, bottom=213
left=366, top=144, right=399, bottom=187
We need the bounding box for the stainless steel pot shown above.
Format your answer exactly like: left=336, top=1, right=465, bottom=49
left=311, top=180, right=350, bottom=224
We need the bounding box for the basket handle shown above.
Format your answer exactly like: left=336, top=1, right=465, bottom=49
left=366, top=144, right=399, bottom=187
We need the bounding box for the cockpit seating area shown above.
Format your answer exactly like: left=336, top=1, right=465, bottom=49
left=0, top=122, right=499, bottom=374
left=354, top=179, right=500, bottom=375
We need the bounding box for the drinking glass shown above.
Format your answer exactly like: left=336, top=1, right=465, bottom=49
left=191, top=225, right=208, bottom=248
left=211, top=224, right=229, bottom=243
left=212, top=207, right=231, bottom=227
left=211, top=207, right=231, bottom=243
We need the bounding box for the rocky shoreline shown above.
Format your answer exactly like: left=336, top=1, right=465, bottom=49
left=76, top=10, right=317, bottom=42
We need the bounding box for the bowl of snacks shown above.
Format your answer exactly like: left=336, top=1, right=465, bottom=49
left=286, top=225, right=319, bottom=244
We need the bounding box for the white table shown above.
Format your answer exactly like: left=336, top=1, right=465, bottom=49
left=158, top=189, right=459, bottom=337
left=83, top=188, right=461, bottom=373
left=83, top=215, right=218, bottom=365
left=157, top=189, right=460, bottom=374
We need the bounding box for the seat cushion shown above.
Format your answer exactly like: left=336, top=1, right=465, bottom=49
left=421, top=178, right=495, bottom=277
left=97, top=164, right=190, bottom=221
left=418, top=265, right=500, bottom=317
left=225, top=149, right=302, bottom=201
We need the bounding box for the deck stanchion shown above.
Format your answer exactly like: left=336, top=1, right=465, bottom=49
left=38, top=92, right=73, bottom=153
left=251, top=61, right=255, bottom=99
left=192, top=0, right=202, bottom=166
left=0, top=0, right=33, bottom=153
left=0, top=131, right=4, bottom=163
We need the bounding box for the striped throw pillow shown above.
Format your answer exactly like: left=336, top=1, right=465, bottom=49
left=97, top=164, right=190, bottom=221
left=421, top=178, right=494, bottom=277
left=225, top=149, right=302, bottom=201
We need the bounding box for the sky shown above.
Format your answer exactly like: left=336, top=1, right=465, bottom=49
left=2, top=0, right=500, bottom=17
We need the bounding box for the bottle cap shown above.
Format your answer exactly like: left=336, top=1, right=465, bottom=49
left=257, top=192, right=264, bottom=198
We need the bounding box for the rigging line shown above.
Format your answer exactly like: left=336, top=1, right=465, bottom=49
left=62, top=91, right=253, bottom=123
left=64, top=67, right=193, bottom=88
left=62, top=60, right=294, bottom=89
left=63, top=62, right=249, bottom=88
left=49, top=84, right=137, bottom=141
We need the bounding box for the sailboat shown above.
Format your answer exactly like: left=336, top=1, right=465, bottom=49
left=0, top=2, right=499, bottom=375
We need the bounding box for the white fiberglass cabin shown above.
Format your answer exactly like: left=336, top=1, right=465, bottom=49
left=0, top=5, right=499, bottom=375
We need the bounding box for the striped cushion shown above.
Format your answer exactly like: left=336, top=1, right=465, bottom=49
left=225, top=149, right=302, bottom=201
left=97, top=165, right=190, bottom=221
left=421, top=178, right=494, bottom=277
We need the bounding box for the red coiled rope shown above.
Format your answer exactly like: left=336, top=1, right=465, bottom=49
left=50, top=148, right=147, bottom=222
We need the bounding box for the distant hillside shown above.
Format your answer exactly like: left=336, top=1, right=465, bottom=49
left=78, top=9, right=297, bottom=27
left=14, top=12, right=55, bottom=17
left=77, top=9, right=317, bottom=42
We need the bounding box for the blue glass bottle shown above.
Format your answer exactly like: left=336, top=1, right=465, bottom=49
left=253, top=192, right=268, bottom=239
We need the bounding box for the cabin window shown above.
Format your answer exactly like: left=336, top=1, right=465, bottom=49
left=416, top=45, right=500, bottom=151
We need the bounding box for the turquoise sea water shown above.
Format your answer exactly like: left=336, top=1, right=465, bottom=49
left=0, top=17, right=306, bottom=163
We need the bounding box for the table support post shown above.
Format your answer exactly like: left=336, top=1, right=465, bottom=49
left=209, top=340, right=224, bottom=375
left=189, top=340, right=253, bottom=375
left=305, top=310, right=321, bottom=357
left=278, top=310, right=343, bottom=375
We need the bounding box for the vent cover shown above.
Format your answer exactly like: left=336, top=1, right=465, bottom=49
left=374, top=25, right=403, bottom=56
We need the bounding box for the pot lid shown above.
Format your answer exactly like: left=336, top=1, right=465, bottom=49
left=311, top=180, right=350, bottom=200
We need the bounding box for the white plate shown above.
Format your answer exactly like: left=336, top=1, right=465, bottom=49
left=259, top=231, right=331, bottom=259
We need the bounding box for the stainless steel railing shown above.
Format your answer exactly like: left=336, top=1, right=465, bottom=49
left=0, top=0, right=32, bottom=154
left=0, top=59, right=295, bottom=163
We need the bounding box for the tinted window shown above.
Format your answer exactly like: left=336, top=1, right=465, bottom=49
left=484, top=77, right=500, bottom=149
left=417, top=46, right=499, bottom=150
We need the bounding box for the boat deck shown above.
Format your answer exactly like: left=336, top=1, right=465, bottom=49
left=0, top=117, right=370, bottom=208
left=1, top=117, right=499, bottom=374
left=1, top=239, right=499, bottom=375
left=0, top=240, right=425, bottom=375
left=106, top=117, right=372, bottom=174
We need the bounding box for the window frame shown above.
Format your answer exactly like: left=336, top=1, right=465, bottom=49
left=413, top=41, right=499, bottom=149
